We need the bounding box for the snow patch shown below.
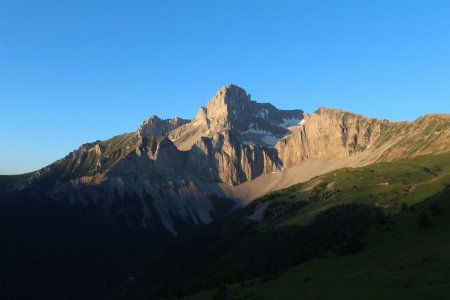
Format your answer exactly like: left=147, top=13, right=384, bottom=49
left=279, top=117, right=301, bottom=128
left=261, top=134, right=280, bottom=146
left=242, top=124, right=281, bottom=147
left=280, top=118, right=305, bottom=132
left=257, top=109, right=269, bottom=119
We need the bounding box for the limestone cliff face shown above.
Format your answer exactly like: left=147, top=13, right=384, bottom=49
left=276, top=107, right=386, bottom=168
left=109, top=137, right=186, bottom=177
left=275, top=107, right=450, bottom=169
left=138, top=115, right=189, bottom=138
left=166, top=84, right=301, bottom=185
left=186, top=132, right=280, bottom=185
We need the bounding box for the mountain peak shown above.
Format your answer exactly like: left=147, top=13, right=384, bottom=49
left=191, top=84, right=253, bottom=132
left=205, top=84, right=251, bottom=114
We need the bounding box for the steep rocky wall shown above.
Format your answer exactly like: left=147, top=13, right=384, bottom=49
left=275, top=107, right=386, bottom=168
left=186, top=132, right=280, bottom=185
left=276, top=107, right=450, bottom=169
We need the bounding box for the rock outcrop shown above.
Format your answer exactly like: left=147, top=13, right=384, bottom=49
left=275, top=107, right=386, bottom=168
left=139, top=115, right=189, bottom=138
left=186, top=132, right=280, bottom=185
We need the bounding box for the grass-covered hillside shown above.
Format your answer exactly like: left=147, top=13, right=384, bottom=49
left=247, top=152, right=450, bottom=228
left=188, top=186, right=450, bottom=300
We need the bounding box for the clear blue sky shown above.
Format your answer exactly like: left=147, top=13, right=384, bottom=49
left=1, top=0, right=449, bottom=174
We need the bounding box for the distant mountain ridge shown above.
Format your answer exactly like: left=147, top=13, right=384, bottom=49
left=6, top=84, right=450, bottom=235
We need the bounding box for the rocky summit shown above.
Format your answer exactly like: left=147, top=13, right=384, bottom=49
left=15, top=84, right=450, bottom=235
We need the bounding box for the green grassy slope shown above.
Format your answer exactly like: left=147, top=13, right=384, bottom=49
left=249, top=152, right=450, bottom=228
left=188, top=187, right=450, bottom=300
left=374, top=113, right=450, bottom=159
